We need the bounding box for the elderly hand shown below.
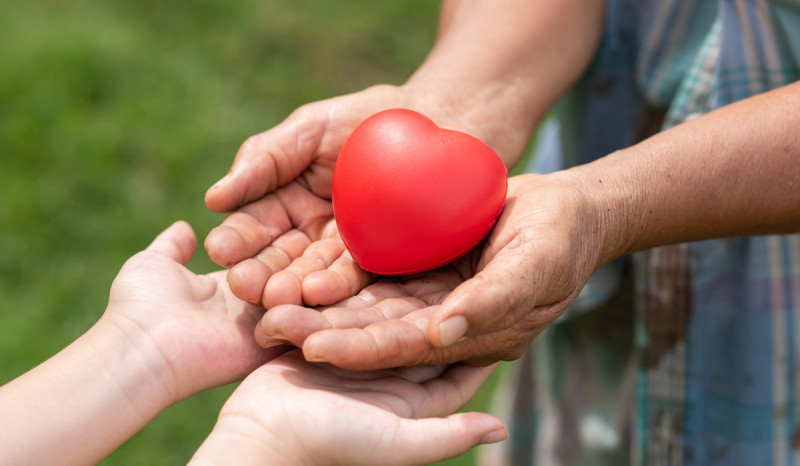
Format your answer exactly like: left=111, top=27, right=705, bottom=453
left=203, top=84, right=487, bottom=309
left=252, top=173, right=606, bottom=369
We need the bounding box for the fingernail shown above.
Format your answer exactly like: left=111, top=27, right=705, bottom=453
left=439, top=316, right=468, bottom=346
left=260, top=339, right=288, bottom=349
left=305, top=352, right=329, bottom=363
left=480, top=427, right=509, bottom=445
left=210, top=173, right=231, bottom=190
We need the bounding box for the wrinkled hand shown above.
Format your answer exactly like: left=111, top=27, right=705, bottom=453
left=203, top=84, right=490, bottom=310
left=252, top=173, right=605, bottom=369
left=102, top=221, right=287, bottom=402
left=190, top=350, right=506, bottom=465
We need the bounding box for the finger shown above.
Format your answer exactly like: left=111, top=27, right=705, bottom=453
left=416, top=363, right=497, bottom=417
left=146, top=221, right=197, bottom=265
left=257, top=304, right=329, bottom=348
left=227, top=259, right=272, bottom=305
left=262, top=237, right=346, bottom=308
left=302, top=306, right=451, bottom=370
left=204, top=109, right=329, bottom=213
left=386, top=413, right=508, bottom=465
left=330, top=281, right=414, bottom=308
left=227, top=229, right=312, bottom=304
left=256, top=273, right=459, bottom=350
left=390, top=364, right=449, bottom=385
left=204, top=193, right=292, bottom=267
left=302, top=261, right=463, bottom=309
left=301, top=305, right=516, bottom=370
left=301, top=250, right=375, bottom=306
left=253, top=319, right=277, bottom=348
left=256, top=295, right=424, bottom=349
left=428, top=243, right=550, bottom=348
left=205, top=182, right=333, bottom=268
left=367, top=364, right=492, bottom=412
left=393, top=264, right=468, bottom=304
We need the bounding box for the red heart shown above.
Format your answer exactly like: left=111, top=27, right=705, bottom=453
left=332, top=108, right=507, bottom=275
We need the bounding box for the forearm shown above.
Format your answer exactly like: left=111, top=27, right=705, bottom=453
left=404, top=0, right=605, bottom=164
left=0, top=319, right=174, bottom=465
left=567, top=81, right=800, bottom=266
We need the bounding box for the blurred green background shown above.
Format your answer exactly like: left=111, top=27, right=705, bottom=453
left=0, top=1, right=511, bottom=464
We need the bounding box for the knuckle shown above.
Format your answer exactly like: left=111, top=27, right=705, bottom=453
left=239, top=133, right=263, bottom=155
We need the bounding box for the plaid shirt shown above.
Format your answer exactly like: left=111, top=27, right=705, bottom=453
left=481, top=1, right=800, bottom=465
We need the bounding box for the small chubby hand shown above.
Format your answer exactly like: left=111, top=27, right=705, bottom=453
left=191, top=350, right=507, bottom=465
left=103, top=221, right=287, bottom=401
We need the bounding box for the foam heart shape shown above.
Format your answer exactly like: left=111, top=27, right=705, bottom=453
left=332, top=108, right=507, bottom=275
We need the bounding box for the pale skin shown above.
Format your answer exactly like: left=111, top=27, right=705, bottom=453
left=0, top=222, right=506, bottom=465
left=0, top=221, right=283, bottom=465
left=191, top=352, right=505, bottom=465
left=204, top=0, right=800, bottom=370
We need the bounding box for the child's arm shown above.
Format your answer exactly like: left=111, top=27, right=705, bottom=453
left=0, top=319, right=175, bottom=464
left=0, top=221, right=285, bottom=465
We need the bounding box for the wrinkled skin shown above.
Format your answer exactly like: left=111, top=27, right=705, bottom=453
left=252, top=173, right=604, bottom=370
left=204, top=84, right=529, bottom=311
left=203, top=83, right=600, bottom=370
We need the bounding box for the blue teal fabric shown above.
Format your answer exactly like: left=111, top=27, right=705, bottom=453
left=488, top=1, right=800, bottom=465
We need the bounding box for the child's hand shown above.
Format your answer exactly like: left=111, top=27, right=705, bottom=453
left=191, top=350, right=507, bottom=465
left=0, top=221, right=287, bottom=465
left=102, top=221, right=286, bottom=402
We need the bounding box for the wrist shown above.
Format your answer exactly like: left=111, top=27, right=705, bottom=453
left=93, top=313, right=182, bottom=408
left=552, top=160, right=639, bottom=268
left=402, top=74, right=541, bottom=167
left=401, top=0, right=605, bottom=167
left=191, top=417, right=307, bottom=466
left=88, top=317, right=179, bottom=414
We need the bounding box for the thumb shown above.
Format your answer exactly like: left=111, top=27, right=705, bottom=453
left=145, top=221, right=197, bottom=266
left=204, top=109, right=328, bottom=213
left=388, top=413, right=508, bottom=465
left=427, top=248, right=540, bottom=348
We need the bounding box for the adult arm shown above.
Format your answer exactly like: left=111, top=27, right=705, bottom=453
left=256, top=80, right=800, bottom=369
left=575, top=81, right=800, bottom=263
left=404, top=0, right=605, bottom=163
left=203, top=0, right=606, bottom=309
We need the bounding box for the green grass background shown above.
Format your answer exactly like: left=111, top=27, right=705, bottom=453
left=0, top=1, right=514, bottom=464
